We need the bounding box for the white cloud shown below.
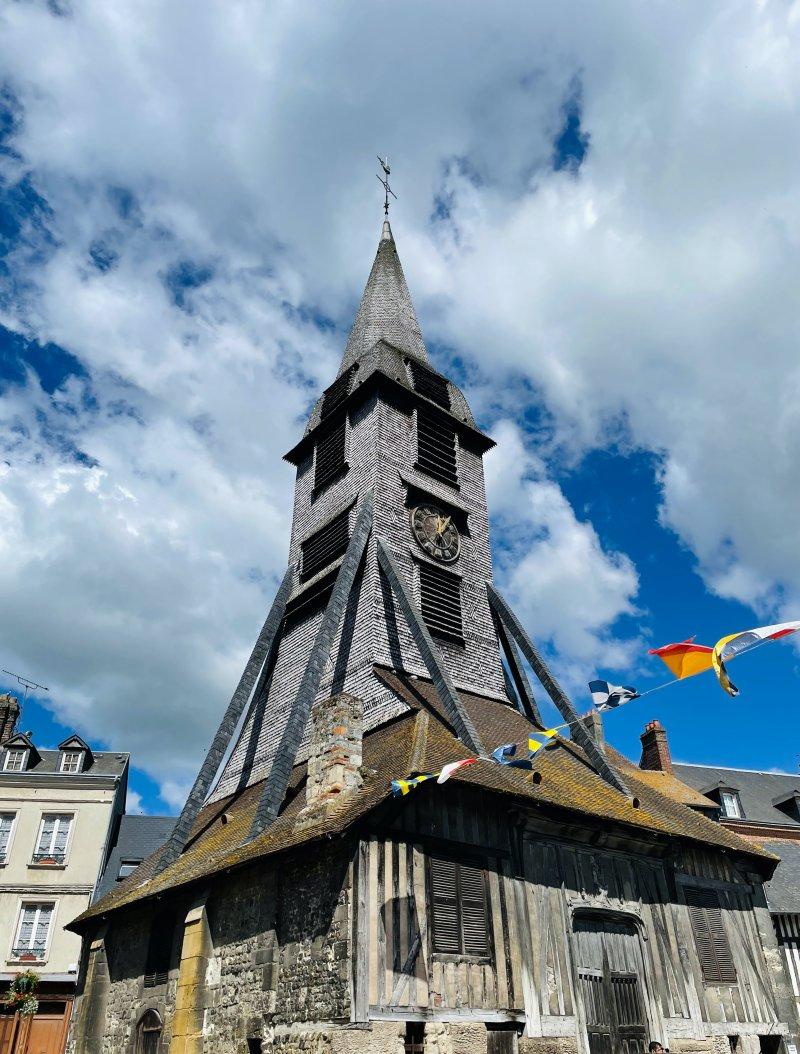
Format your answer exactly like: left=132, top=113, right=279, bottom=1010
left=486, top=421, right=640, bottom=685
left=0, top=0, right=797, bottom=796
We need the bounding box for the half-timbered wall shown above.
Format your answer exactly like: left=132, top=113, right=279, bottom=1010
left=359, top=789, right=785, bottom=1049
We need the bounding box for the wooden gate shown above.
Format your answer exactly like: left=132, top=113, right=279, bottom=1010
left=0, top=1001, right=71, bottom=1054
left=573, top=915, right=649, bottom=1054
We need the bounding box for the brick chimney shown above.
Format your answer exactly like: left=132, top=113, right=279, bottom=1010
left=0, top=694, right=19, bottom=746
left=302, top=693, right=364, bottom=817
left=639, top=719, right=673, bottom=773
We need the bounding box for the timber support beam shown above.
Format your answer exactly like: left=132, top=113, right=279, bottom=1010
left=247, top=491, right=374, bottom=841
left=487, top=584, right=630, bottom=797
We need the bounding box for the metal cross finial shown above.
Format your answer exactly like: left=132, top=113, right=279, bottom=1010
left=377, top=155, right=397, bottom=216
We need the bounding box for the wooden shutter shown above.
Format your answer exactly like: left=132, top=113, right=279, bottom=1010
left=416, top=407, right=458, bottom=488
left=419, top=562, right=464, bottom=644
left=320, top=368, right=354, bottom=420
left=430, top=857, right=461, bottom=953
left=300, top=508, right=350, bottom=582
left=685, top=886, right=737, bottom=983
left=429, top=856, right=489, bottom=957
left=314, top=421, right=347, bottom=492
left=409, top=360, right=451, bottom=409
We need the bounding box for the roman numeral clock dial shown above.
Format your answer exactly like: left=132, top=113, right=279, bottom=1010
left=410, top=504, right=460, bottom=563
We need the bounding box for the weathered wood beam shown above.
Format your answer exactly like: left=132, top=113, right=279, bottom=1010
left=247, top=492, right=374, bottom=841
left=376, top=539, right=486, bottom=758
left=486, top=584, right=630, bottom=797
left=495, top=614, right=543, bottom=728
left=155, top=564, right=295, bottom=874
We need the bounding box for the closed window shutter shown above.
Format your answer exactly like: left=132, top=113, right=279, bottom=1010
left=144, top=911, right=175, bottom=987
left=430, top=857, right=461, bottom=953
left=416, top=407, right=458, bottom=488
left=320, top=368, right=354, bottom=420
left=459, top=862, right=489, bottom=956
left=430, top=856, right=489, bottom=957
left=300, top=508, right=350, bottom=582
left=314, top=421, right=347, bottom=492
left=685, top=887, right=737, bottom=983
left=409, top=360, right=451, bottom=409
left=419, top=562, right=464, bottom=644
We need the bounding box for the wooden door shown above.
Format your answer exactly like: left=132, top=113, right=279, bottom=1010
left=21, top=1002, right=70, bottom=1054
left=573, top=916, right=649, bottom=1054
left=0, top=1014, right=20, bottom=1054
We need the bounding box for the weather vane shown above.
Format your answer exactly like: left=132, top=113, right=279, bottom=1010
left=377, top=155, right=397, bottom=216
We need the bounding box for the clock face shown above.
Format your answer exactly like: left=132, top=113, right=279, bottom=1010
left=410, top=504, right=461, bottom=563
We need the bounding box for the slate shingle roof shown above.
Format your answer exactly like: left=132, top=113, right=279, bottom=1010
left=70, top=669, right=776, bottom=931
left=94, top=815, right=177, bottom=903
left=673, top=763, right=800, bottom=827
left=0, top=745, right=128, bottom=778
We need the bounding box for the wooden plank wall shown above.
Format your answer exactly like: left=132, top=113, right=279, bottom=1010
left=362, top=794, right=780, bottom=1033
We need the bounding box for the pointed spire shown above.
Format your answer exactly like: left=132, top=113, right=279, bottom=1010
left=338, top=221, right=430, bottom=375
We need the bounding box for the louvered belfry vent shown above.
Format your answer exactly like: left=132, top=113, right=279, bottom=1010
left=685, top=886, right=737, bottom=984
left=320, top=366, right=354, bottom=420
left=419, top=562, right=464, bottom=644
left=430, top=856, right=489, bottom=957
left=144, top=910, right=175, bottom=988
left=314, top=421, right=346, bottom=492
left=409, top=359, right=451, bottom=409
left=416, top=406, right=458, bottom=488
left=300, top=508, right=350, bottom=583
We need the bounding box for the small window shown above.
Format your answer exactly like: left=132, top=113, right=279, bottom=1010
left=144, top=910, right=176, bottom=987
left=0, top=813, right=15, bottom=863
left=3, top=749, right=27, bottom=772
left=60, top=750, right=83, bottom=774
left=34, top=814, right=72, bottom=864
left=314, top=420, right=347, bottom=492
left=13, top=902, right=54, bottom=960
left=300, top=508, right=350, bottom=583
left=419, top=562, right=464, bottom=645
left=137, top=1009, right=162, bottom=1054
left=720, top=791, right=743, bottom=819
left=117, top=859, right=140, bottom=881
left=685, top=886, right=737, bottom=983
left=408, top=360, right=451, bottom=409
left=416, top=406, right=458, bottom=488
left=429, top=856, right=490, bottom=958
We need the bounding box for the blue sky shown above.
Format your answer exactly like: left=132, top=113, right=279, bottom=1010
left=1, top=1, right=799, bottom=814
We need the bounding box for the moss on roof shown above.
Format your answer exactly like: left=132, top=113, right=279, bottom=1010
left=70, top=667, right=775, bottom=931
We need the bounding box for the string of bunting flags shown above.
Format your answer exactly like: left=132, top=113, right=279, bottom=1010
left=389, top=619, right=800, bottom=797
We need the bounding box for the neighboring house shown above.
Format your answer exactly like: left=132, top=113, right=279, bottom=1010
left=0, top=692, right=128, bottom=1053
left=93, top=815, right=176, bottom=904
left=638, top=720, right=800, bottom=1024
left=67, top=217, right=800, bottom=1054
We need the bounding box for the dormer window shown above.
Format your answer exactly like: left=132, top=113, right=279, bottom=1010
left=720, top=790, right=743, bottom=819
left=3, top=749, right=27, bottom=773
left=60, top=751, right=83, bottom=774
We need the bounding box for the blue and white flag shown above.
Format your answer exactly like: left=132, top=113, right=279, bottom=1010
left=588, top=680, right=639, bottom=712
left=492, top=742, right=533, bottom=769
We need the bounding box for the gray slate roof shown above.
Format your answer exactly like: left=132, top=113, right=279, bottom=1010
left=761, top=839, right=800, bottom=914
left=0, top=745, right=128, bottom=778
left=673, top=763, right=800, bottom=827
left=94, top=814, right=176, bottom=902
left=338, top=220, right=429, bottom=376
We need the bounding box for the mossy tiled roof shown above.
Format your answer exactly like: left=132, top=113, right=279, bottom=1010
left=70, top=667, right=775, bottom=931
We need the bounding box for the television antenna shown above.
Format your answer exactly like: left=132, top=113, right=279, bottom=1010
left=2, top=670, right=49, bottom=707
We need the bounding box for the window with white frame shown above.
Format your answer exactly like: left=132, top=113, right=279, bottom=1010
left=12, top=902, right=54, bottom=960
left=34, top=814, right=72, bottom=863
left=3, top=748, right=27, bottom=772
left=60, top=750, right=83, bottom=773
left=0, top=813, right=15, bottom=863
left=720, top=791, right=743, bottom=818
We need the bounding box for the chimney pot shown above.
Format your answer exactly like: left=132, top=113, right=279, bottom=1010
left=639, top=718, right=673, bottom=773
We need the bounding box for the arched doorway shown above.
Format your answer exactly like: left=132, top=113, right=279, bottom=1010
left=136, top=1010, right=162, bottom=1054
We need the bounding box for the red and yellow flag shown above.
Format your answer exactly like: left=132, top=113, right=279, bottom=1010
left=648, top=637, right=713, bottom=680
